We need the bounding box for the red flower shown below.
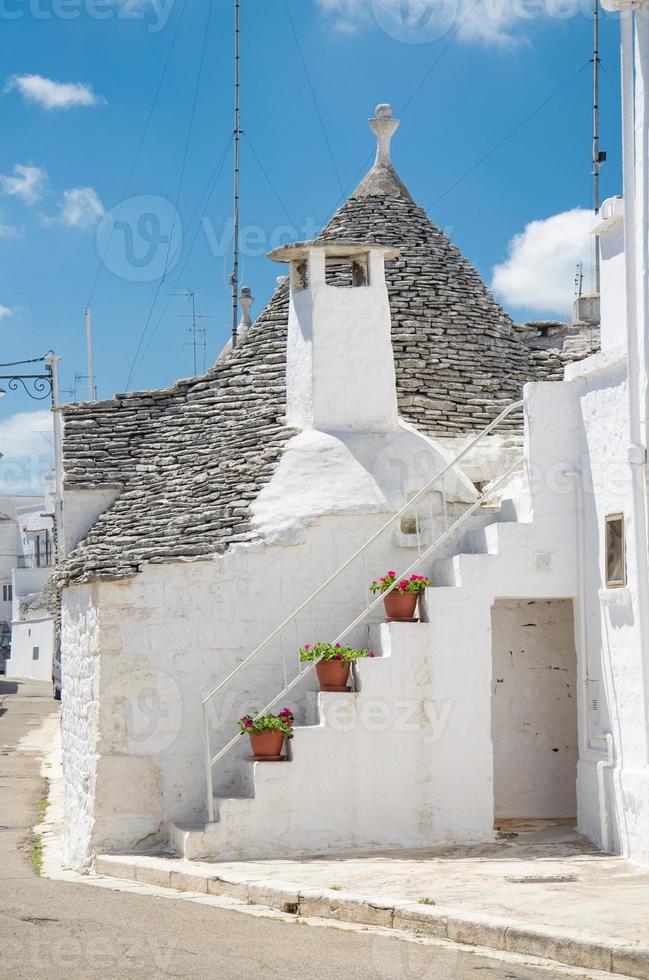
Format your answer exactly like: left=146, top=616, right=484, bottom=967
left=387, top=570, right=396, bottom=577
left=398, top=580, right=409, bottom=592
left=369, top=651, right=375, bottom=658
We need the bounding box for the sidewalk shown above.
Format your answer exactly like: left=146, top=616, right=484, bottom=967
left=35, top=710, right=649, bottom=980
left=96, top=821, right=649, bottom=979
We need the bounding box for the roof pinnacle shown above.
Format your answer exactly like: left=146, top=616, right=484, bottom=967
left=370, top=104, right=399, bottom=168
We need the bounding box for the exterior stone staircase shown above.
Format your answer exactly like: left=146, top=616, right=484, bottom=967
left=169, top=385, right=578, bottom=863
left=168, top=484, right=576, bottom=863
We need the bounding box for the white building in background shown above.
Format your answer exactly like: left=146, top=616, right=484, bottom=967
left=0, top=491, right=55, bottom=681
left=0, top=494, right=46, bottom=632
left=51, top=4, right=649, bottom=873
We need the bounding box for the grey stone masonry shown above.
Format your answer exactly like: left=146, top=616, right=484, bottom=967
left=59, top=116, right=597, bottom=583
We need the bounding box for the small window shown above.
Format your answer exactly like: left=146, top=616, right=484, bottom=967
left=2, top=585, right=12, bottom=602
left=605, top=514, right=626, bottom=588
left=32, top=646, right=39, bottom=661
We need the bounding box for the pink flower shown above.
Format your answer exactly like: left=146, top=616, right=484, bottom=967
left=369, top=651, right=375, bottom=658
left=304, top=644, right=310, bottom=650
left=335, top=653, right=343, bottom=661
left=398, top=580, right=409, bottom=592
left=387, top=570, right=396, bottom=577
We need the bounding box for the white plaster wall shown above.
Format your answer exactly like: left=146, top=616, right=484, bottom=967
left=60, top=583, right=102, bottom=870
left=491, top=599, right=578, bottom=819
left=252, top=421, right=476, bottom=545
left=598, top=218, right=626, bottom=351
left=561, top=351, right=649, bottom=864
left=0, top=517, right=19, bottom=626
left=286, top=248, right=399, bottom=432
left=6, top=618, right=54, bottom=682
left=63, top=511, right=444, bottom=865
left=176, top=623, right=494, bottom=861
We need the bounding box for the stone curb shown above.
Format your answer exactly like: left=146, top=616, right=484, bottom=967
left=94, top=855, right=649, bottom=979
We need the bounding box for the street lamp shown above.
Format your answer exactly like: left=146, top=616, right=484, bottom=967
left=0, top=353, right=65, bottom=564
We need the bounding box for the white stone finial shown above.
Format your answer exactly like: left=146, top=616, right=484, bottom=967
left=239, top=287, right=254, bottom=328
left=237, top=286, right=254, bottom=342
left=369, top=103, right=400, bottom=168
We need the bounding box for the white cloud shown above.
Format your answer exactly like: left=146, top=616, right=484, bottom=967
left=0, top=214, right=21, bottom=238
left=316, top=0, right=581, bottom=46
left=58, top=186, right=105, bottom=230
left=0, top=163, right=47, bottom=205
left=0, top=305, right=13, bottom=319
left=0, top=410, right=53, bottom=494
left=5, top=74, right=105, bottom=111
left=491, top=208, right=594, bottom=317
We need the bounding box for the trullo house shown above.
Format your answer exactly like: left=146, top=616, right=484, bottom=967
left=52, top=99, right=649, bottom=871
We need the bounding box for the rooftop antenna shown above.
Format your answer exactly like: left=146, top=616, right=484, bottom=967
left=230, top=0, right=241, bottom=351
left=593, top=0, right=606, bottom=294
left=575, top=261, right=584, bottom=298
left=173, top=291, right=211, bottom=376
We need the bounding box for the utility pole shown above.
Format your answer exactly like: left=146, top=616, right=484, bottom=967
left=593, top=0, right=604, bottom=294
left=44, top=354, right=65, bottom=563
left=84, top=308, right=95, bottom=401
left=173, top=291, right=211, bottom=376
left=230, top=0, right=241, bottom=351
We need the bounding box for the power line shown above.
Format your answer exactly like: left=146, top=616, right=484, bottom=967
left=321, top=0, right=483, bottom=224
left=84, top=0, right=192, bottom=311
left=127, top=140, right=233, bottom=385
left=163, top=0, right=217, bottom=278
left=426, top=60, right=591, bottom=211
left=124, top=136, right=233, bottom=390
left=244, top=133, right=296, bottom=227
left=0, top=353, right=51, bottom=368
left=283, top=0, right=345, bottom=197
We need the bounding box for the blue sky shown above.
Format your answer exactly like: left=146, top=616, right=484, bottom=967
left=0, top=0, right=624, bottom=489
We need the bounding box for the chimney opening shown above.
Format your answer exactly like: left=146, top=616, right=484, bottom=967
left=325, top=253, right=369, bottom=288
left=292, top=260, right=308, bottom=292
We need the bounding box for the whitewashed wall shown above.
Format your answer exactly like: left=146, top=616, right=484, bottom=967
left=563, top=350, right=649, bottom=865
left=491, top=598, right=578, bottom=819
left=6, top=617, right=54, bottom=683
left=61, top=583, right=101, bottom=870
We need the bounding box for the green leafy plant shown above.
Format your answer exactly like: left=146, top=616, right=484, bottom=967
left=369, top=571, right=431, bottom=595
left=238, top=708, right=295, bottom=739
left=298, top=641, right=375, bottom=663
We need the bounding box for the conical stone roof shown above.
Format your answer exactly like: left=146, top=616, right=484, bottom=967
left=59, top=105, right=590, bottom=583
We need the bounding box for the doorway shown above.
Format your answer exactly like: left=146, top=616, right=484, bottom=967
left=491, top=599, right=578, bottom=822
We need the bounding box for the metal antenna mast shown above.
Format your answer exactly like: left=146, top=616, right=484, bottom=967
left=230, top=0, right=241, bottom=351
left=593, top=0, right=604, bottom=294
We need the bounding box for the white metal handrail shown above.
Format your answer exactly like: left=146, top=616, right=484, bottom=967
left=202, top=400, right=524, bottom=819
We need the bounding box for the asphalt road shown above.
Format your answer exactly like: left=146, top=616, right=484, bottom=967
left=0, top=678, right=602, bottom=979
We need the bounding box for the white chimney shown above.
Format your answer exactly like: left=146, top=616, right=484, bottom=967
left=268, top=240, right=400, bottom=433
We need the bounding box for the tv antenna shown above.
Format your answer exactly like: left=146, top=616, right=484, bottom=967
left=592, top=0, right=606, bottom=293
left=229, top=0, right=242, bottom=351
left=173, top=291, right=211, bottom=376
left=575, top=261, right=584, bottom=298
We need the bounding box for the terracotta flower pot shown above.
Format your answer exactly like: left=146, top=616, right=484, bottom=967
left=248, top=729, right=285, bottom=760
left=383, top=590, right=418, bottom=621
left=316, top=658, right=351, bottom=692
